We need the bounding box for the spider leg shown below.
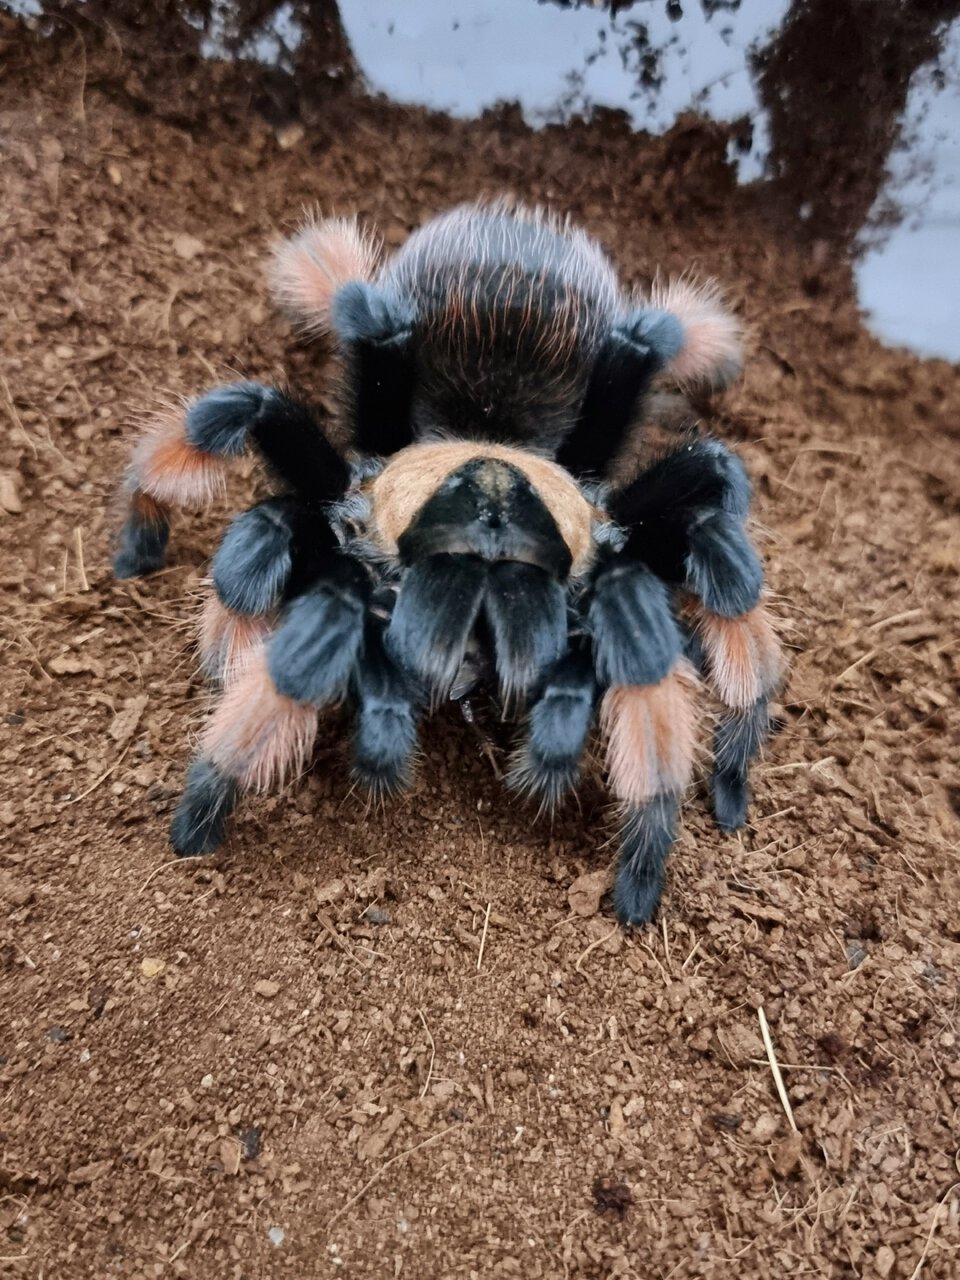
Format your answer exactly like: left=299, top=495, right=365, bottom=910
left=691, top=604, right=784, bottom=831
left=269, top=215, right=418, bottom=456
left=201, top=487, right=351, bottom=683
left=269, top=216, right=380, bottom=336
left=481, top=561, right=568, bottom=708
left=198, top=594, right=274, bottom=687
left=172, top=552, right=373, bottom=855
left=331, top=281, right=418, bottom=456
left=171, top=644, right=321, bottom=856
left=507, top=547, right=687, bottom=822
left=610, top=437, right=783, bottom=833
left=352, top=613, right=421, bottom=797
left=578, top=548, right=693, bottom=925
left=265, top=556, right=371, bottom=704
left=114, top=384, right=350, bottom=577
left=601, top=665, right=698, bottom=925
left=198, top=494, right=302, bottom=685
left=558, top=278, right=743, bottom=479
left=506, top=641, right=598, bottom=810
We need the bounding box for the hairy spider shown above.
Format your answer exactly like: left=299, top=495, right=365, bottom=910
left=114, top=201, right=784, bottom=925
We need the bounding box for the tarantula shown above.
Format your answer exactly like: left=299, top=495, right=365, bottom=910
left=114, top=201, right=783, bottom=925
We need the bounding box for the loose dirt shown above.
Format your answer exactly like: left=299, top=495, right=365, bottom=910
left=1, top=13, right=959, bottom=1279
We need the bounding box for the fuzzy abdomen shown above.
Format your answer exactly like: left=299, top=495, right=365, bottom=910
left=381, top=205, right=621, bottom=449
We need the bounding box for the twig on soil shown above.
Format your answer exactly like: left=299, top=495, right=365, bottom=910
left=74, top=527, right=89, bottom=592
left=638, top=941, right=668, bottom=984
left=417, top=1009, right=436, bottom=1099
left=909, top=1181, right=960, bottom=1280
left=868, top=608, right=925, bottom=631
left=575, top=924, right=619, bottom=973
left=477, top=902, right=492, bottom=971
left=0, top=370, right=34, bottom=456
left=661, top=918, right=673, bottom=973
left=758, top=1005, right=799, bottom=1134
left=747, top=1058, right=855, bottom=1093
left=167, top=1237, right=191, bottom=1264
left=831, top=649, right=878, bottom=688
left=139, top=859, right=197, bottom=895
left=327, top=1125, right=458, bottom=1231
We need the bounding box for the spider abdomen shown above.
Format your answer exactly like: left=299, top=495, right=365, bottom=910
left=380, top=205, right=621, bottom=449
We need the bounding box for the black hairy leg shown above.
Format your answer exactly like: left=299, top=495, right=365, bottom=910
left=558, top=275, right=743, bottom=479
left=614, top=795, right=680, bottom=926
left=558, top=308, right=684, bottom=479
left=600, top=664, right=699, bottom=926
left=586, top=554, right=687, bottom=922
left=172, top=551, right=375, bottom=857
left=332, top=282, right=418, bottom=455
left=507, top=544, right=695, bottom=923
left=352, top=613, right=422, bottom=797
left=609, top=437, right=760, bottom=616
left=170, top=759, right=239, bottom=857
left=114, top=383, right=350, bottom=578
left=609, top=436, right=782, bottom=839
left=712, top=696, right=772, bottom=832
left=689, top=602, right=785, bottom=831
left=266, top=555, right=372, bottom=705
left=210, top=495, right=346, bottom=616
left=507, top=642, right=598, bottom=810
left=199, top=495, right=348, bottom=688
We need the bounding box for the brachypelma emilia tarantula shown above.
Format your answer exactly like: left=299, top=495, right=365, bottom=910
left=114, top=201, right=784, bottom=925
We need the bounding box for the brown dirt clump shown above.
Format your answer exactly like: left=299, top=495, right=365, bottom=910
left=2, top=14, right=960, bottom=1280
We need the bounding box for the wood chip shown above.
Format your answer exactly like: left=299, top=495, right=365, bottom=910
left=108, top=694, right=149, bottom=745
left=172, top=232, right=205, bottom=260
left=731, top=898, right=788, bottom=926
left=567, top=868, right=611, bottom=918
left=67, top=1159, right=112, bottom=1184
left=358, top=1110, right=404, bottom=1161
left=220, top=1137, right=242, bottom=1176
left=49, top=654, right=104, bottom=677
left=0, top=470, right=22, bottom=513
left=253, top=979, right=280, bottom=999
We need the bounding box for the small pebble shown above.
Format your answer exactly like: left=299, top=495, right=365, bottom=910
left=239, top=1126, right=262, bottom=1160
left=276, top=122, right=305, bottom=150
left=254, top=979, right=280, bottom=999
left=268, top=1227, right=284, bottom=1247
left=200, top=1074, right=214, bottom=1089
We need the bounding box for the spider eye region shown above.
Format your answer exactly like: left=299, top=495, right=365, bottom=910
left=397, top=457, right=571, bottom=578
left=369, top=441, right=596, bottom=582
